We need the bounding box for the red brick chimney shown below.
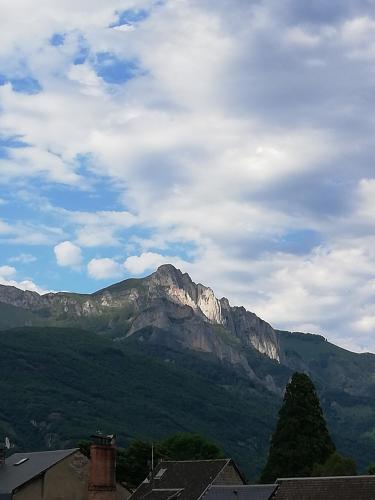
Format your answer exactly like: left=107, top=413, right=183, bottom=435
left=88, top=433, right=117, bottom=500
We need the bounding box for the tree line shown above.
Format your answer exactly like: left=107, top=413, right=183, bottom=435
left=79, top=432, right=224, bottom=488
left=80, top=372, right=375, bottom=487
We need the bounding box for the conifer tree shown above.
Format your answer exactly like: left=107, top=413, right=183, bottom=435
left=260, top=372, right=335, bottom=482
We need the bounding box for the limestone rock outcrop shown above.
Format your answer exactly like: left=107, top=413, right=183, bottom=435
left=0, top=264, right=281, bottom=370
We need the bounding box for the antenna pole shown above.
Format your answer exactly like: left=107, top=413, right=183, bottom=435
left=151, top=443, right=154, bottom=471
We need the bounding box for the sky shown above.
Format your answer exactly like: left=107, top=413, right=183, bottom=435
left=1, top=0, right=375, bottom=353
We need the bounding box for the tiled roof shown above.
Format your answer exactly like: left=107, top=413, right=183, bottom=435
left=203, top=484, right=277, bottom=500
left=0, top=448, right=78, bottom=494
left=130, top=459, right=233, bottom=500
left=274, top=476, right=375, bottom=500
left=143, top=488, right=184, bottom=500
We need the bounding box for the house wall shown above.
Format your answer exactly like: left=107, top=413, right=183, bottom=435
left=12, top=452, right=130, bottom=500
left=213, top=464, right=244, bottom=486
left=116, top=483, right=131, bottom=500
left=42, top=450, right=90, bottom=500
left=13, top=477, right=43, bottom=500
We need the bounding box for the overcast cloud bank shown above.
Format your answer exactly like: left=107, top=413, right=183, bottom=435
left=1, top=0, right=375, bottom=352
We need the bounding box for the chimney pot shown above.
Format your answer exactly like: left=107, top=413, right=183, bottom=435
left=88, top=433, right=117, bottom=500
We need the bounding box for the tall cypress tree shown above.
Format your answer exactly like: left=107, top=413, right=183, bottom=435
left=260, top=372, right=335, bottom=482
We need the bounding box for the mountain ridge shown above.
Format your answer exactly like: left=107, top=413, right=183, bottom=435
left=0, top=264, right=281, bottom=369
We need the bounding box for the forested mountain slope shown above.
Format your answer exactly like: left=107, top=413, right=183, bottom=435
left=0, top=265, right=374, bottom=477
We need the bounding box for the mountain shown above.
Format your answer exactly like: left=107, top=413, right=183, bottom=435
left=0, top=264, right=281, bottom=390
left=0, top=264, right=374, bottom=478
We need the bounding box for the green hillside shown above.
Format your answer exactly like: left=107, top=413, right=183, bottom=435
left=0, top=326, right=280, bottom=479
left=1, top=324, right=374, bottom=480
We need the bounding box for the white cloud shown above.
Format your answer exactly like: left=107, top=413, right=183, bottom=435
left=357, top=178, right=375, bottom=220
left=87, top=257, right=123, bottom=280
left=8, top=253, right=37, bottom=264
left=0, top=142, right=82, bottom=186
left=0, top=265, right=16, bottom=277
left=340, top=16, right=375, bottom=59
left=0, top=277, right=50, bottom=294
left=285, top=26, right=321, bottom=47
left=123, top=252, right=188, bottom=275
left=72, top=211, right=137, bottom=247
left=0, top=215, right=64, bottom=246
left=0, top=265, right=49, bottom=294
left=54, top=241, right=82, bottom=268
left=352, top=315, right=375, bottom=334
left=0, top=220, right=12, bottom=234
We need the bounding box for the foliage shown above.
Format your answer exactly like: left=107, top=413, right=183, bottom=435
left=1, top=325, right=375, bottom=481
left=260, top=372, right=336, bottom=482
left=311, top=452, right=357, bottom=477
left=116, top=433, right=223, bottom=488
left=367, top=464, right=375, bottom=475
left=0, top=327, right=278, bottom=480
left=160, top=433, right=223, bottom=461
left=278, top=330, right=375, bottom=472
left=116, top=440, right=157, bottom=487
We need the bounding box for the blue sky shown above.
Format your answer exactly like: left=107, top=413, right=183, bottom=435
left=1, top=0, right=375, bottom=352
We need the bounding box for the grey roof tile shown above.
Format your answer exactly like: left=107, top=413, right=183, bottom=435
left=274, top=476, right=375, bottom=500
left=130, top=459, right=233, bottom=500
left=203, top=485, right=276, bottom=500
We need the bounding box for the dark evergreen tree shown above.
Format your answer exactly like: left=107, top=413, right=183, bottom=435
left=260, top=372, right=335, bottom=482
left=311, top=452, right=357, bottom=477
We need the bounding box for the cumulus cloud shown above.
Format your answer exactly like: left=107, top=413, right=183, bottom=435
left=87, top=257, right=123, bottom=279
left=54, top=241, right=82, bottom=268
left=0, top=265, right=49, bottom=294
left=0, top=279, right=50, bottom=294
left=123, top=252, right=188, bottom=275
left=0, top=265, right=16, bottom=277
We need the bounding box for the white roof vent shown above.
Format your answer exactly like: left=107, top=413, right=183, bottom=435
left=154, top=468, right=167, bottom=479
left=14, top=458, right=29, bottom=466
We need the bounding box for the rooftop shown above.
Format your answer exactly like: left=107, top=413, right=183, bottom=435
left=274, top=475, right=375, bottom=500
left=0, top=448, right=78, bottom=494
left=203, top=485, right=277, bottom=500
left=130, top=459, right=242, bottom=500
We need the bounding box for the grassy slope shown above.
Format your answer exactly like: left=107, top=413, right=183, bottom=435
left=0, top=326, right=280, bottom=480
left=0, top=302, right=40, bottom=329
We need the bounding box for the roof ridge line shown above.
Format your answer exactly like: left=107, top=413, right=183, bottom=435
left=278, top=475, right=374, bottom=481
left=197, top=459, right=231, bottom=500
left=161, top=459, right=230, bottom=463
left=10, top=448, right=78, bottom=456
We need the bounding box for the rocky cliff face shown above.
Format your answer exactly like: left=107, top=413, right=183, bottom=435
left=141, top=264, right=281, bottom=361
left=0, top=264, right=281, bottom=368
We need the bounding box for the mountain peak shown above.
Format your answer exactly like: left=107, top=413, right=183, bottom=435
left=156, top=263, right=180, bottom=274
left=151, top=263, right=193, bottom=288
